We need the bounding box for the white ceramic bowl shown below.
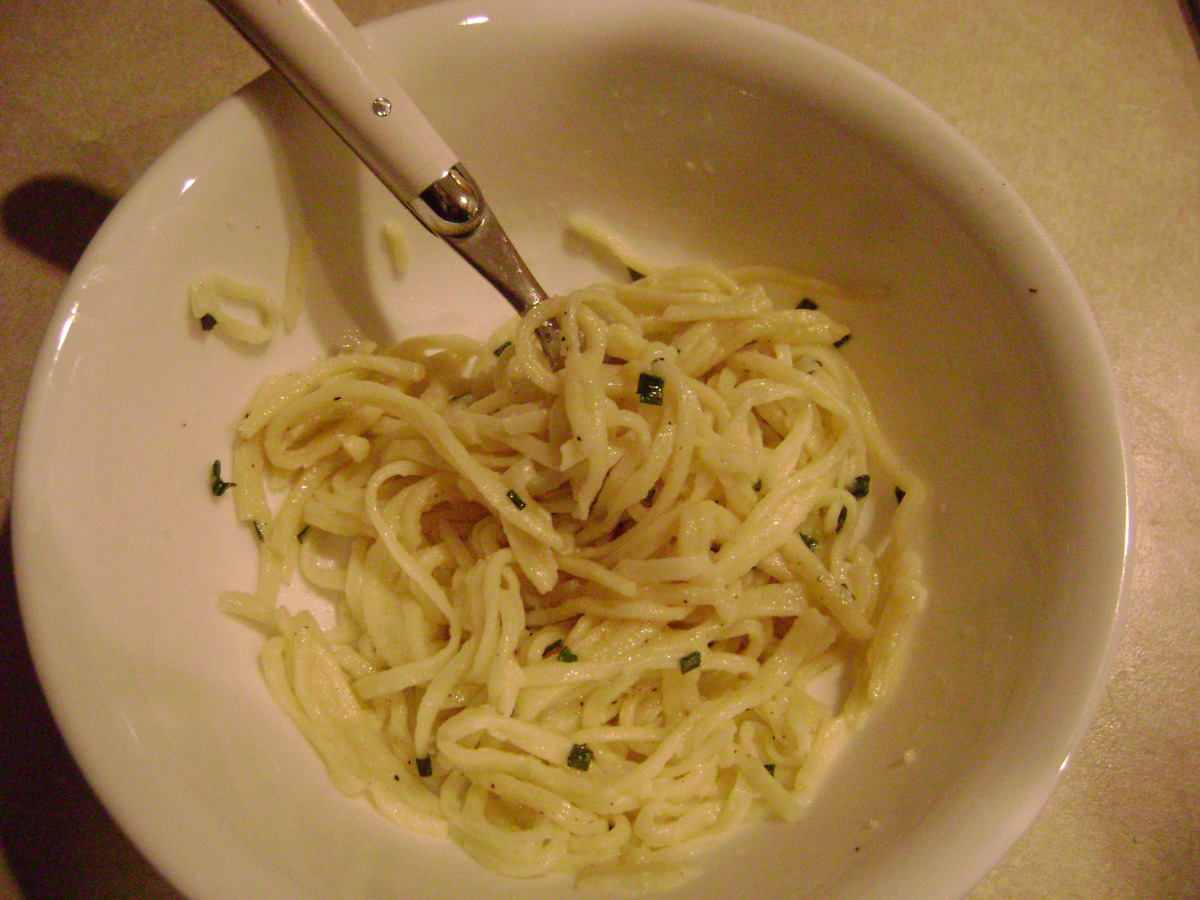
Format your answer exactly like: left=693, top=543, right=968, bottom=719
left=13, top=1, right=1130, bottom=898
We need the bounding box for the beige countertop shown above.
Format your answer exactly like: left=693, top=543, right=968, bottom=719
left=1, top=0, right=1197, bottom=897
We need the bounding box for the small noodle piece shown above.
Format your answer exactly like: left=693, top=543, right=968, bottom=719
left=382, top=218, right=409, bottom=279
left=222, top=261, right=928, bottom=889
left=189, top=272, right=280, bottom=345
left=281, top=232, right=313, bottom=333
left=567, top=214, right=661, bottom=279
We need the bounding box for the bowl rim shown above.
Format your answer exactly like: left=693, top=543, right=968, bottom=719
left=12, top=1, right=1133, bottom=898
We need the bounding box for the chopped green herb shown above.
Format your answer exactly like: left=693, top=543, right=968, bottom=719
left=636, top=372, right=665, bottom=406
left=252, top=521, right=265, bottom=541
left=644, top=486, right=657, bottom=504
left=557, top=645, right=579, bottom=663
left=210, top=459, right=236, bottom=496
left=567, top=744, right=593, bottom=771
left=627, top=266, right=646, bottom=282
left=415, top=756, right=433, bottom=777
left=199, top=312, right=218, bottom=331
left=764, top=763, right=777, bottom=776
left=895, top=486, right=907, bottom=503
left=493, top=340, right=513, bottom=356
left=799, top=532, right=818, bottom=552
left=797, top=298, right=818, bottom=311
left=296, top=525, right=310, bottom=542
left=835, top=506, right=847, bottom=533
left=848, top=474, right=870, bottom=499
left=506, top=489, right=526, bottom=510
left=679, top=650, right=702, bottom=674
left=833, top=333, right=852, bottom=349
left=543, top=639, right=564, bottom=658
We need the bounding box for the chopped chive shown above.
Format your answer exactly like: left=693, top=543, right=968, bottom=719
left=567, top=744, right=593, bottom=771
left=543, top=639, right=564, bottom=658
left=493, top=340, right=513, bottom=356
left=210, top=460, right=236, bottom=496
left=415, top=756, right=433, bottom=777
left=557, top=645, right=578, bottom=663
left=835, top=506, right=847, bottom=532
left=644, top=486, right=657, bottom=504
left=636, top=372, right=665, bottom=406
left=833, top=333, right=851, bottom=349
left=895, top=486, right=907, bottom=503
left=627, top=266, right=646, bottom=282
left=764, top=763, right=776, bottom=776
left=252, top=521, right=265, bottom=541
left=199, top=312, right=218, bottom=331
left=799, top=533, right=818, bottom=551
left=848, top=474, right=870, bottom=499
left=506, top=489, right=526, bottom=510
left=797, top=298, right=818, bottom=311
left=679, top=650, right=702, bottom=674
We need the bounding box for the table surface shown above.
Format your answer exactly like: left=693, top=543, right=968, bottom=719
left=2, top=1, right=1198, bottom=897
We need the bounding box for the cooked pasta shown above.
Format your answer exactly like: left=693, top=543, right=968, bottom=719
left=218, top=260, right=928, bottom=888
left=189, top=272, right=280, bottom=344
left=189, top=237, right=310, bottom=343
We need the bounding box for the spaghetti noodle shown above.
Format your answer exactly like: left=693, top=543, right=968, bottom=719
left=219, top=260, right=927, bottom=887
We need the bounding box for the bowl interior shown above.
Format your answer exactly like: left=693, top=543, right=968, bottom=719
left=14, top=2, right=1129, bottom=899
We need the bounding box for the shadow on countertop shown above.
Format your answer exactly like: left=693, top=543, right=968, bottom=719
left=1, top=176, right=116, bottom=274
left=0, top=518, right=185, bottom=900
left=1182, top=0, right=1200, bottom=50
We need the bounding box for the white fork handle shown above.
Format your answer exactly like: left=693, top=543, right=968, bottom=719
left=208, top=0, right=457, bottom=206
